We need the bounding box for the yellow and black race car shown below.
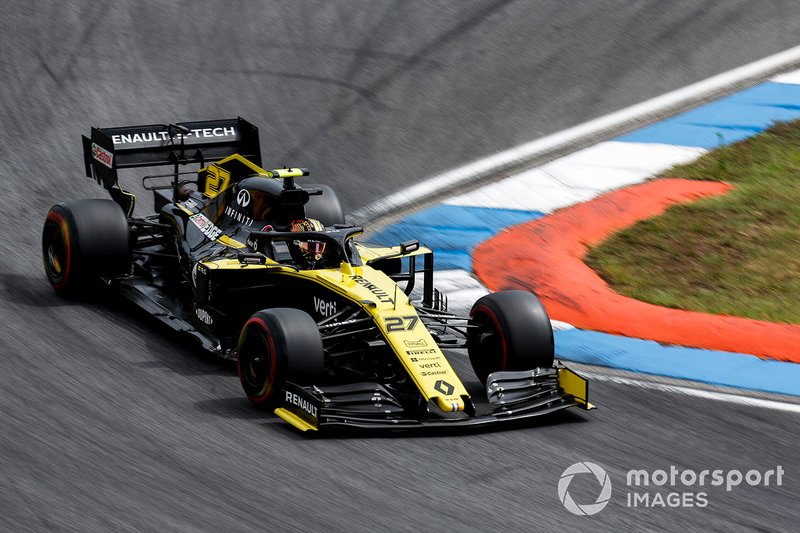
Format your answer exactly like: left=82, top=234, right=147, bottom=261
left=42, top=118, right=593, bottom=432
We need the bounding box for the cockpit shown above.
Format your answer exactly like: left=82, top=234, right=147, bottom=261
left=227, top=174, right=310, bottom=227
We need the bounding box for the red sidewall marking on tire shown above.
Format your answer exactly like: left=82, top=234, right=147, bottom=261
left=46, top=210, right=71, bottom=289
left=238, top=317, right=278, bottom=403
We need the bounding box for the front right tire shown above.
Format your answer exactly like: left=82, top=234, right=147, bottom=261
left=467, top=290, right=555, bottom=385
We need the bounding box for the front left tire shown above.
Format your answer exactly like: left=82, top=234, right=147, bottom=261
left=237, top=308, right=325, bottom=407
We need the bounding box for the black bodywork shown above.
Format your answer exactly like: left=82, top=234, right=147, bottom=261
left=74, top=118, right=592, bottom=432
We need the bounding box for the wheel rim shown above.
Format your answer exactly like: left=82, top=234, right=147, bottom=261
left=244, top=343, right=267, bottom=387
left=43, top=220, right=68, bottom=283
left=478, top=330, right=502, bottom=358
left=474, top=307, right=506, bottom=357
left=238, top=322, right=277, bottom=401
left=474, top=319, right=503, bottom=376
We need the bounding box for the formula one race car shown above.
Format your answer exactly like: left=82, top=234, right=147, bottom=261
left=42, top=118, right=593, bottom=432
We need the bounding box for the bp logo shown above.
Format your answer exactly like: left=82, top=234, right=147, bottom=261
left=558, top=461, right=612, bottom=516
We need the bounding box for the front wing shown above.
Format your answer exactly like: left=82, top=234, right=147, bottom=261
left=273, top=365, right=594, bottom=432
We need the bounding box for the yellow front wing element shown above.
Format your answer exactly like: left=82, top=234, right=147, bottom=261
left=558, top=367, right=595, bottom=410
left=274, top=408, right=318, bottom=432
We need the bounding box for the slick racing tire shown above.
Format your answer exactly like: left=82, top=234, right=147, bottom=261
left=304, top=184, right=345, bottom=227
left=42, top=199, right=131, bottom=297
left=237, top=308, right=325, bottom=407
left=467, top=290, right=554, bottom=385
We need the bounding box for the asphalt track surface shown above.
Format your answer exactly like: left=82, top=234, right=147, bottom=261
left=2, top=2, right=799, bottom=531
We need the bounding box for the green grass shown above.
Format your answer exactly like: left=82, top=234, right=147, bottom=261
left=585, top=120, right=800, bottom=324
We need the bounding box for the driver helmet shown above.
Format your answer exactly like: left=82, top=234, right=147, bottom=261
left=290, top=218, right=326, bottom=263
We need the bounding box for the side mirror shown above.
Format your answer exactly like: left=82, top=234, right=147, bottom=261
left=400, top=240, right=420, bottom=254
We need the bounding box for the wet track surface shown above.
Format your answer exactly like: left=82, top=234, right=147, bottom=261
left=2, top=2, right=799, bottom=531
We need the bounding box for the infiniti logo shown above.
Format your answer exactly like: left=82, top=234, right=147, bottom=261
left=237, top=189, right=251, bottom=207
left=558, top=461, right=612, bottom=516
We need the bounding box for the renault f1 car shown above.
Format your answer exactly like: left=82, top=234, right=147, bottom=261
left=42, top=117, right=593, bottom=432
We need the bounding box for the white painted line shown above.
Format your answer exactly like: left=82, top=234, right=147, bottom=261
left=771, top=69, right=800, bottom=84
left=443, top=167, right=593, bottom=212
left=445, top=142, right=707, bottom=211
left=350, top=48, right=800, bottom=223
left=587, top=374, right=800, bottom=414
left=538, top=142, right=708, bottom=190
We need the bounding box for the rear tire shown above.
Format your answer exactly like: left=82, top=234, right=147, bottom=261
left=467, top=290, right=554, bottom=385
left=237, top=308, right=325, bottom=406
left=304, top=184, right=345, bottom=227
left=42, top=199, right=130, bottom=297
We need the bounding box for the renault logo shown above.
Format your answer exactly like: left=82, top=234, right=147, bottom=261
left=434, top=380, right=454, bottom=395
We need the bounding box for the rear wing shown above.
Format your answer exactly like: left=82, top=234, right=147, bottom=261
left=82, top=118, right=261, bottom=214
